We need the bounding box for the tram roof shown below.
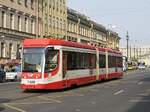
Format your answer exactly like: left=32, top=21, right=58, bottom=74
left=106, top=48, right=122, bottom=55
left=23, top=38, right=95, bottom=50
left=23, top=38, right=122, bottom=55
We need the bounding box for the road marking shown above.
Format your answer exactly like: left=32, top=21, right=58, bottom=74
left=130, top=99, right=150, bottom=103
left=3, top=103, right=26, bottom=112
left=38, top=96, right=62, bottom=103
left=4, top=102, right=53, bottom=105
left=139, top=93, right=149, bottom=96
left=64, top=91, right=85, bottom=97
left=91, top=101, right=96, bottom=104
left=0, top=82, right=19, bottom=85
left=138, top=81, right=143, bottom=85
left=113, top=89, right=124, bottom=95
left=75, top=109, right=81, bottom=112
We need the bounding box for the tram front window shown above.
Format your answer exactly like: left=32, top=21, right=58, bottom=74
left=23, top=48, right=44, bottom=73
left=45, top=50, right=58, bottom=72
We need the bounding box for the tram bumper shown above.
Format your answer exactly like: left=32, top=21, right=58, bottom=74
left=20, top=79, right=65, bottom=90
left=21, top=84, right=46, bottom=89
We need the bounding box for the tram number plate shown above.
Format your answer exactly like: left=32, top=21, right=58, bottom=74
left=27, top=80, right=35, bottom=84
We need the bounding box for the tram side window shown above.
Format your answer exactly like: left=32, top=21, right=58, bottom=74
left=89, top=54, right=96, bottom=69
left=67, top=51, right=77, bottom=70
left=66, top=51, right=96, bottom=70
left=79, top=53, right=89, bottom=69
left=99, top=54, right=106, bottom=68
left=117, top=57, right=123, bottom=67
left=108, top=56, right=116, bottom=68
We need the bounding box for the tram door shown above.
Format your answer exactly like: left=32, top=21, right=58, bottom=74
left=63, top=51, right=67, bottom=81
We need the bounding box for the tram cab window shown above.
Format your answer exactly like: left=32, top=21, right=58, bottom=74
left=45, top=49, right=58, bottom=72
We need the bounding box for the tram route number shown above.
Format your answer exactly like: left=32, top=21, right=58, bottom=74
left=27, top=80, right=35, bottom=84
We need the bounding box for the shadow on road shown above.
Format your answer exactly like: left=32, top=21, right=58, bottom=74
left=127, top=95, right=150, bottom=112
left=127, top=75, right=150, bottom=112
left=0, top=106, right=5, bottom=112
left=0, top=98, right=11, bottom=111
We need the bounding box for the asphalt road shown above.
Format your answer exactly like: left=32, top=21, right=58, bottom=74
left=0, top=69, right=150, bottom=112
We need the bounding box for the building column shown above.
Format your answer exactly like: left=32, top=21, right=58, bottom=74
left=0, top=10, right=2, bottom=27
left=77, top=18, right=80, bottom=43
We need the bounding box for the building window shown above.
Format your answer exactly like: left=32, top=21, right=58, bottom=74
left=57, top=18, right=59, bottom=29
left=10, top=13, right=14, bottom=29
left=31, top=0, right=34, bottom=9
left=1, top=43, right=5, bottom=58
left=53, top=16, right=55, bottom=28
left=18, top=0, right=21, bottom=4
left=18, top=16, right=21, bottom=31
left=17, top=44, right=21, bottom=59
left=31, top=19, right=34, bottom=34
left=2, top=11, right=6, bottom=28
left=9, top=43, right=12, bottom=59
left=49, top=16, right=52, bottom=27
left=25, top=0, right=28, bottom=7
left=25, top=18, right=28, bottom=32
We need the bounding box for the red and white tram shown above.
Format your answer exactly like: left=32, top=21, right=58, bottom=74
left=21, top=39, right=123, bottom=90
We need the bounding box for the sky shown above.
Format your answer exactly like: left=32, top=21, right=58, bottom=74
left=68, top=0, right=150, bottom=48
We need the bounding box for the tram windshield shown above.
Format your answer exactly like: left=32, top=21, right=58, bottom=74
left=23, top=48, right=45, bottom=73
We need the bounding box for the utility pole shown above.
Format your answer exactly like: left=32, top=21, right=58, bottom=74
left=130, top=45, right=132, bottom=60
left=126, top=31, right=129, bottom=61
left=134, top=45, right=136, bottom=60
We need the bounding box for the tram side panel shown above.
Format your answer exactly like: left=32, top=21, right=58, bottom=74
left=62, top=49, right=97, bottom=88
left=107, top=52, right=123, bottom=79
left=98, top=51, right=107, bottom=80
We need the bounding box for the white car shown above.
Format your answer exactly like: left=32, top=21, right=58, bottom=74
left=6, top=72, right=18, bottom=81
left=138, top=64, right=145, bottom=70
left=5, top=65, right=21, bottom=81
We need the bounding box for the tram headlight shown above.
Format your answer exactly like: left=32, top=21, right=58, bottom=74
left=23, top=75, right=27, bottom=79
left=36, top=76, right=38, bottom=79
left=48, top=73, right=51, bottom=77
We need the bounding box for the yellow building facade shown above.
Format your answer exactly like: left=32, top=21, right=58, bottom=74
left=67, top=8, right=120, bottom=49
left=42, top=0, right=67, bottom=39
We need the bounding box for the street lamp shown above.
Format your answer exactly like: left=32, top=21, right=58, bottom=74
left=126, top=31, right=129, bottom=61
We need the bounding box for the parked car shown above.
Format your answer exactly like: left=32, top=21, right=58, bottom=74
left=138, top=64, right=146, bottom=70
left=5, top=65, right=21, bottom=81
left=0, top=68, right=6, bottom=83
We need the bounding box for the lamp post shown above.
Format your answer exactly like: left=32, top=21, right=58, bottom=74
left=126, top=31, right=129, bottom=61
left=107, top=31, right=110, bottom=48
